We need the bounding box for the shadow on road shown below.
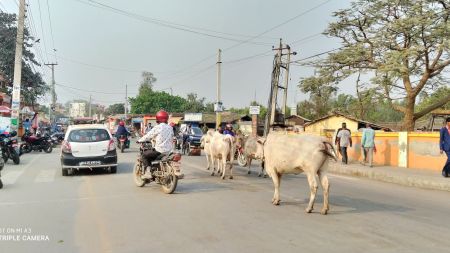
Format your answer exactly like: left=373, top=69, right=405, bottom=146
left=176, top=181, right=230, bottom=194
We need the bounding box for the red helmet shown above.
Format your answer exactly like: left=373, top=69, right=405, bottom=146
left=156, top=110, right=169, bottom=123
left=119, top=121, right=125, bottom=126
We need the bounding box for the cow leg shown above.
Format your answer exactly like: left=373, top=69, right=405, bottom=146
left=229, top=162, right=233, bottom=179
left=318, top=171, right=330, bottom=215
left=206, top=153, right=210, bottom=170
left=259, top=160, right=266, bottom=177
left=247, top=157, right=252, bottom=175
left=210, top=157, right=216, bottom=176
left=221, top=158, right=227, bottom=180
left=270, top=171, right=282, bottom=205
left=305, top=173, right=319, bottom=213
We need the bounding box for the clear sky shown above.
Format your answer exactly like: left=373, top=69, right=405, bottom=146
left=1, top=0, right=353, bottom=109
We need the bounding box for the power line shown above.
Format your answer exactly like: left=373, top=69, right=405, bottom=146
left=73, top=0, right=273, bottom=46
left=36, top=0, right=50, bottom=63
left=55, top=83, right=133, bottom=95
left=45, top=0, right=56, bottom=61
left=223, top=0, right=333, bottom=52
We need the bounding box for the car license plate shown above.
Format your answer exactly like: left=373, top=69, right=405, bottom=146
left=80, top=161, right=101, bottom=166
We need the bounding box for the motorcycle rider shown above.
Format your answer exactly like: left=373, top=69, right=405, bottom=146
left=182, top=124, right=192, bottom=147
left=115, top=121, right=130, bottom=144
left=223, top=124, right=235, bottom=136
left=138, top=110, right=174, bottom=178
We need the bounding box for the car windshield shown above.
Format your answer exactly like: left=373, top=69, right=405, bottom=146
left=68, top=129, right=110, bottom=142
left=191, top=127, right=202, bottom=136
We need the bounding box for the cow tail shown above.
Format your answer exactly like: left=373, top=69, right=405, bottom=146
left=322, top=142, right=337, bottom=161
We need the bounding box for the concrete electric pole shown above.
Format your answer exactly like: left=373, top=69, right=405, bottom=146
left=124, top=84, right=128, bottom=120
left=216, top=49, right=222, bottom=129
left=264, top=39, right=296, bottom=136
left=11, top=0, right=26, bottom=130
left=45, top=63, right=58, bottom=123
left=89, top=95, right=92, bottom=118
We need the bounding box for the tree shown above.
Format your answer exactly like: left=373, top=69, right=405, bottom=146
left=0, top=12, right=48, bottom=107
left=301, top=0, right=450, bottom=130
left=184, top=93, right=205, bottom=112
left=299, top=76, right=336, bottom=118
left=105, top=103, right=125, bottom=115
left=138, top=71, right=156, bottom=93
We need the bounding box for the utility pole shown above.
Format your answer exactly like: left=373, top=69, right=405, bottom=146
left=11, top=0, right=26, bottom=130
left=216, top=49, right=222, bottom=129
left=45, top=63, right=58, bottom=123
left=89, top=95, right=92, bottom=118
left=281, top=45, right=291, bottom=116
left=124, top=84, right=128, bottom=120
left=264, top=39, right=296, bottom=136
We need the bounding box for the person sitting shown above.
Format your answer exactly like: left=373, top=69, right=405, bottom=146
left=115, top=121, right=130, bottom=144
left=223, top=124, right=235, bottom=136
left=138, top=110, right=174, bottom=179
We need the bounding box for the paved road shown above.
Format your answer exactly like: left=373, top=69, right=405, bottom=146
left=1, top=144, right=450, bottom=253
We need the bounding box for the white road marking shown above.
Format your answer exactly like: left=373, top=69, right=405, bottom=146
left=2, top=170, right=25, bottom=185
left=328, top=174, right=358, bottom=181
left=34, top=169, right=56, bottom=183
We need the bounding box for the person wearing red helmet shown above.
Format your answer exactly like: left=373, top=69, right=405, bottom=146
left=115, top=121, right=130, bottom=143
left=138, top=110, right=174, bottom=178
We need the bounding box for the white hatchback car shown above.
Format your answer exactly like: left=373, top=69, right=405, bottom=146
left=60, top=124, right=118, bottom=176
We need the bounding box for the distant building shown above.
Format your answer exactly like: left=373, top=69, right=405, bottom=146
left=69, top=103, right=86, bottom=118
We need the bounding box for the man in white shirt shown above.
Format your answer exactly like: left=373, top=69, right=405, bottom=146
left=138, top=110, right=174, bottom=178
left=336, top=122, right=352, bottom=164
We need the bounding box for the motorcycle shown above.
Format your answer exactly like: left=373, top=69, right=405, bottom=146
left=133, top=141, right=183, bottom=194
left=0, top=132, right=21, bottom=165
left=20, top=132, right=53, bottom=153
left=0, top=148, right=4, bottom=189
left=50, top=132, right=65, bottom=146
left=117, top=135, right=130, bottom=153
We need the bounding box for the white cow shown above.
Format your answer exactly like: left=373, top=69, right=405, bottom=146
left=236, top=135, right=266, bottom=177
left=254, top=133, right=336, bottom=215
left=200, top=129, right=215, bottom=171
left=209, top=132, right=236, bottom=179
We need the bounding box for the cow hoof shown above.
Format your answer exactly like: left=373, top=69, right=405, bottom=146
left=206, top=168, right=210, bottom=170
left=272, top=199, right=280, bottom=205
left=221, top=176, right=225, bottom=180
left=305, top=208, right=313, bottom=213
left=263, top=174, right=268, bottom=178
left=258, top=174, right=262, bottom=177
left=229, top=176, right=233, bottom=179
left=247, top=171, right=251, bottom=175
left=210, top=172, right=214, bottom=176
left=320, top=209, right=328, bottom=215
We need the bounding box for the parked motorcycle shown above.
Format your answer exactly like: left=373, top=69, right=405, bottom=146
left=20, top=132, right=53, bottom=153
left=50, top=132, right=65, bottom=146
left=133, top=141, right=183, bottom=194
left=0, top=148, right=4, bottom=189
left=0, top=132, right=21, bottom=165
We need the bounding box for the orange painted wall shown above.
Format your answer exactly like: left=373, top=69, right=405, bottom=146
left=347, top=133, right=399, bottom=166
left=408, top=133, right=446, bottom=171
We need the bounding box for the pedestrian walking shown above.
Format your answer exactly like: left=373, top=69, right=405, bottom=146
left=440, top=117, right=450, bottom=178
left=361, top=123, right=376, bottom=167
left=336, top=122, right=352, bottom=164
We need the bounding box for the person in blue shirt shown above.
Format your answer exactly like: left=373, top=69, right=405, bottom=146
left=23, top=118, right=32, bottom=133
left=223, top=124, right=235, bottom=136
left=440, top=117, right=450, bottom=177
left=361, top=123, right=376, bottom=167
left=116, top=121, right=130, bottom=145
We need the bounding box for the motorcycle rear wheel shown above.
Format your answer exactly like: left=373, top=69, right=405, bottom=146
left=21, top=144, right=32, bottom=154
left=161, top=170, right=178, bottom=194
left=44, top=144, right=53, bottom=153
left=133, top=163, right=146, bottom=187
left=11, top=152, right=20, bottom=165
left=120, top=143, right=125, bottom=153
left=237, top=152, right=247, bottom=167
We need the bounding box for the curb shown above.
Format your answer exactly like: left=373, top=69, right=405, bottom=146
left=327, top=165, right=450, bottom=192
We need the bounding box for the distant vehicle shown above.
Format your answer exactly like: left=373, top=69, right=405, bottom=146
left=181, top=127, right=203, bottom=155
left=61, top=124, right=118, bottom=176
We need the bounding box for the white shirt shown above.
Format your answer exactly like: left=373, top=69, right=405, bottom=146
left=337, top=129, right=351, bottom=147
left=139, top=123, right=174, bottom=153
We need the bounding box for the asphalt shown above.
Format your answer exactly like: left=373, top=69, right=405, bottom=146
left=0, top=144, right=450, bottom=253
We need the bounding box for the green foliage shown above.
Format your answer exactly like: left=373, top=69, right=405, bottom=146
left=0, top=12, right=48, bottom=106
left=184, top=93, right=205, bottom=113
left=228, top=101, right=267, bottom=119
left=105, top=103, right=125, bottom=115
left=417, top=86, right=450, bottom=112
left=300, top=0, right=450, bottom=130
left=130, top=88, right=186, bottom=114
